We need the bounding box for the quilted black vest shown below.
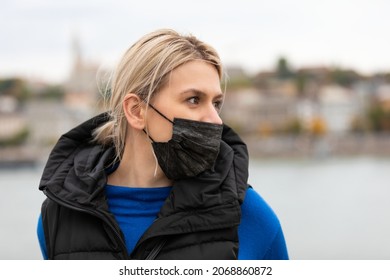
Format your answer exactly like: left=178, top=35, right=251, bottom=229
left=39, top=113, right=249, bottom=259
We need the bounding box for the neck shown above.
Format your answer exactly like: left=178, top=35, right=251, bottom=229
left=107, top=129, right=172, bottom=188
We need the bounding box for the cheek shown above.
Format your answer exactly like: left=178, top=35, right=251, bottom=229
left=148, top=117, right=173, bottom=142
left=173, top=108, right=202, bottom=122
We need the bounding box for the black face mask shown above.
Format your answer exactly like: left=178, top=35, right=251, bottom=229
left=144, top=104, right=223, bottom=180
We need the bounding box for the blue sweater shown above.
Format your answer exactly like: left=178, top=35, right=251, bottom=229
left=37, top=186, right=288, bottom=260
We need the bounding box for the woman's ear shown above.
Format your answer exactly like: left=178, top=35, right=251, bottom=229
left=123, top=93, right=146, bottom=130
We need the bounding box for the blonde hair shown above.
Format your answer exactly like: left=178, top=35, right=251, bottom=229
left=93, top=29, right=223, bottom=161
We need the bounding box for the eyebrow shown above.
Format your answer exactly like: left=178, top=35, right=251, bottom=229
left=179, top=88, right=224, bottom=99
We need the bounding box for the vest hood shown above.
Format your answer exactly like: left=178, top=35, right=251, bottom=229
left=39, top=113, right=115, bottom=211
left=39, top=112, right=248, bottom=208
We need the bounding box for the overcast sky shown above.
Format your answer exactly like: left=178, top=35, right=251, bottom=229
left=1, top=0, right=390, bottom=83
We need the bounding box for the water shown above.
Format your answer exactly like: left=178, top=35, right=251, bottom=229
left=1, top=157, right=389, bottom=260
left=0, top=166, right=46, bottom=260
left=249, top=157, right=390, bottom=259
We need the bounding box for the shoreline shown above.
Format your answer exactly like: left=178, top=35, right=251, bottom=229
left=1, top=133, right=390, bottom=168
left=242, top=133, right=390, bottom=159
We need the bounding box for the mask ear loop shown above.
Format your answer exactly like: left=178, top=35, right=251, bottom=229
left=140, top=129, right=159, bottom=178
left=143, top=128, right=155, bottom=142
left=148, top=103, right=174, bottom=124
left=140, top=129, right=159, bottom=177
left=142, top=101, right=174, bottom=178
left=142, top=100, right=173, bottom=141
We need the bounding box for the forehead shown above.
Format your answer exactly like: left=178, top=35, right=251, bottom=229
left=165, top=60, right=222, bottom=95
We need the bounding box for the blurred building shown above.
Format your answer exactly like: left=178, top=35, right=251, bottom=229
left=63, top=34, right=100, bottom=112
left=317, top=84, right=359, bottom=133
left=0, top=114, right=27, bottom=143
left=223, top=87, right=297, bottom=134
left=376, top=84, right=390, bottom=111
left=222, top=88, right=262, bottom=133
left=0, top=95, right=27, bottom=142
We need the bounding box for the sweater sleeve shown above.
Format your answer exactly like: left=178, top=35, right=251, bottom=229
left=238, top=187, right=289, bottom=260
left=37, top=214, right=48, bottom=260
left=262, top=227, right=289, bottom=260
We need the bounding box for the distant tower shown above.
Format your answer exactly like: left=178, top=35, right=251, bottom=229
left=64, top=32, right=99, bottom=112
left=71, top=32, right=83, bottom=74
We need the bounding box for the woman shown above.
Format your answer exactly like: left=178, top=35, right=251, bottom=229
left=37, top=29, right=288, bottom=260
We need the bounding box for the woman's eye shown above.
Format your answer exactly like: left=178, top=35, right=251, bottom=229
left=213, top=100, right=223, bottom=111
left=187, top=96, right=200, bottom=104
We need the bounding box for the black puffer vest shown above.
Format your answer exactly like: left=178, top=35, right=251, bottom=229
left=39, top=113, right=249, bottom=259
